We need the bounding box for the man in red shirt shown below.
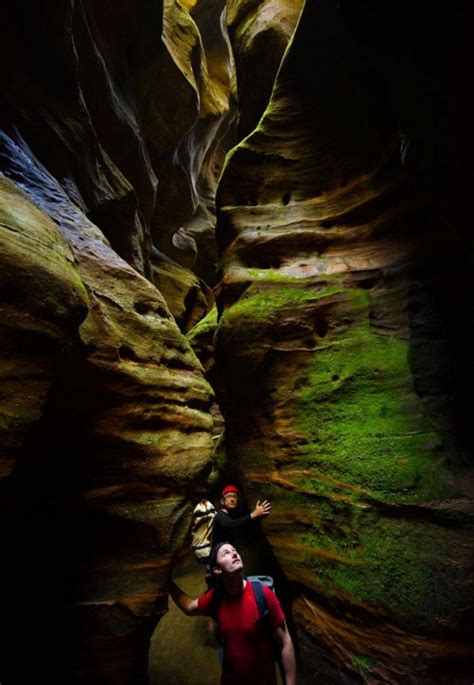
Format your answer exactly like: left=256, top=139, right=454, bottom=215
left=168, top=541, right=296, bottom=685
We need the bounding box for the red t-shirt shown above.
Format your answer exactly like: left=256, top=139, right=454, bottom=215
left=198, top=581, right=285, bottom=685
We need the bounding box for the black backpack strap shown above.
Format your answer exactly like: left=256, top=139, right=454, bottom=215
left=250, top=581, right=286, bottom=684
left=250, top=580, right=270, bottom=625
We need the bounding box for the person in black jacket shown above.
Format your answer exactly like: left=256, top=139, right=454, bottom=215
left=212, top=484, right=271, bottom=546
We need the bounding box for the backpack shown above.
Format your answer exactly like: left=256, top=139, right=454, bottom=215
left=191, top=499, right=217, bottom=563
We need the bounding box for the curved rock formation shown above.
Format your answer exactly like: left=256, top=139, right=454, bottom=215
left=0, top=1, right=225, bottom=679
left=1, top=0, right=236, bottom=319
left=150, top=0, right=238, bottom=287
left=1, top=0, right=473, bottom=683
left=0, top=173, right=88, bottom=479
left=215, top=0, right=474, bottom=682
left=226, top=0, right=304, bottom=138
left=0, top=130, right=214, bottom=684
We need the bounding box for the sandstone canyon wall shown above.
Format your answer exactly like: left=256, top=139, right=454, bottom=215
left=215, top=0, right=474, bottom=683
left=0, top=1, right=473, bottom=684
left=0, top=1, right=231, bottom=682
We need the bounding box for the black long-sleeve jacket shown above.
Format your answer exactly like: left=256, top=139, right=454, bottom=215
left=212, top=510, right=253, bottom=546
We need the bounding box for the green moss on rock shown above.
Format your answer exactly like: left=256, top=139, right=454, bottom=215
left=187, top=305, right=218, bottom=341
left=352, top=654, right=373, bottom=679
left=295, top=287, right=456, bottom=504
left=278, top=283, right=469, bottom=629
left=223, top=283, right=343, bottom=323
left=329, top=514, right=471, bottom=627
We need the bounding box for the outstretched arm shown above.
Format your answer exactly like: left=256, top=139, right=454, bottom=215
left=168, top=579, right=201, bottom=616
left=215, top=500, right=272, bottom=531
left=274, top=622, right=296, bottom=685
left=215, top=510, right=252, bottom=529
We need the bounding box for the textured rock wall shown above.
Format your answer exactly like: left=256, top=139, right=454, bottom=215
left=185, top=0, right=304, bottom=429
left=226, top=0, right=304, bottom=137
left=2, top=0, right=473, bottom=683
left=0, top=173, right=88, bottom=478
left=1, top=0, right=237, bottom=326
left=0, top=131, right=214, bottom=684
left=0, top=1, right=230, bottom=682
left=215, top=1, right=474, bottom=682
left=0, top=0, right=302, bottom=682
left=151, top=0, right=238, bottom=289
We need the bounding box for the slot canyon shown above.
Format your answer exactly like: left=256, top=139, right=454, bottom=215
left=0, top=1, right=473, bottom=683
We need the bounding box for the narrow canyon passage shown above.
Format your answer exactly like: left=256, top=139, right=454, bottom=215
left=1, top=1, right=473, bottom=684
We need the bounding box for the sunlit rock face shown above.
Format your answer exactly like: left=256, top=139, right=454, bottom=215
left=150, top=0, right=238, bottom=287
left=1, top=0, right=473, bottom=683
left=215, top=1, right=474, bottom=682
left=226, top=0, right=304, bottom=138
left=1, top=0, right=236, bottom=321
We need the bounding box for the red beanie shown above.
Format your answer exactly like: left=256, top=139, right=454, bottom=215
left=222, top=484, right=239, bottom=496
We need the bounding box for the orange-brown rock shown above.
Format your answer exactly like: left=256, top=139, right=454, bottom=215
left=149, top=0, right=238, bottom=286
left=187, top=305, right=226, bottom=441
left=0, top=2, right=229, bottom=683
left=215, top=1, right=474, bottom=682
left=1, top=0, right=473, bottom=683
left=1, top=0, right=236, bottom=313
left=0, top=130, right=213, bottom=683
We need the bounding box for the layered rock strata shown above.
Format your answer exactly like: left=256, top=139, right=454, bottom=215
left=1, top=0, right=237, bottom=325
left=0, top=174, right=88, bottom=479
left=1, top=0, right=473, bottom=683
left=0, top=131, right=214, bottom=684
left=0, top=0, right=287, bottom=682
left=0, top=0, right=229, bottom=677
left=215, top=1, right=474, bottom=682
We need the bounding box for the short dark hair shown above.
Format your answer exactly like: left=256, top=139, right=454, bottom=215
left=209, top=541, right=230, bottom=572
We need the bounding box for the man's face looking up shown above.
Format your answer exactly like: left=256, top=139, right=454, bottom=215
left=214, top=544, right=243, bottom=575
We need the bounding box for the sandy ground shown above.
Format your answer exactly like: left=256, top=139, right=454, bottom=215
left=148, top=557, right=221, bottom=685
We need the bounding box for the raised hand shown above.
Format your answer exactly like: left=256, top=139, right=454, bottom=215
left=251, top=499, right=272, bottom=519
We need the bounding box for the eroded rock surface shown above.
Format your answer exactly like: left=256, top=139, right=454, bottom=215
left=215, top=1, right=474, bottom=682
left=1, top=0, right=473, bottom=683
left=0, top=173, right=88, bottom=479
left=226, top=0, right=304, bottom=137
left=150, top=0, right=238, bottom=288
left=0, top=130, right=214, bottom=683
left=0, top=0, right=227, bottom=678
